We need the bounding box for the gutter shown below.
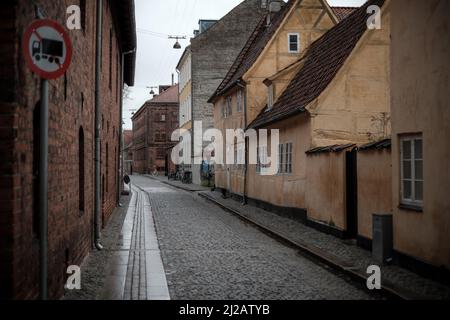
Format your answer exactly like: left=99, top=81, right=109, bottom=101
left=94, top=0, right=103, bottom=250
left=247, top=107, right=307, bottom=131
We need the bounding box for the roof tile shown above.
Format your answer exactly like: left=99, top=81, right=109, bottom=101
left=248, top=0, right=385, bottom=129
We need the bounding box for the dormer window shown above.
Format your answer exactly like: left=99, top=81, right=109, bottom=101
left=267, top=84, right=274, bottom=110
left=288, top=33, right=300, bottom=53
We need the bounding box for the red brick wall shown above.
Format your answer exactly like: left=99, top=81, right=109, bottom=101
left=131, top=108, right=147, bottom=174
left=132, top=101, right=179, bottom=174
left=147, top=103, right=179, bottom=173
left=100, top=0, right=121, bottom=225
left=0, top=0, right=123, bottom=299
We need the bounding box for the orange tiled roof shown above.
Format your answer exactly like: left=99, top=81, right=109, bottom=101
left=248, top=0, right=385, bottom=129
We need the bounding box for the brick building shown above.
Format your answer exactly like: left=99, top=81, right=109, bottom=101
left=132, top=85, right=179, bottom=175
left=176, top=0, right=267, bottom=185
left=0, top=0, right=136, bottom=299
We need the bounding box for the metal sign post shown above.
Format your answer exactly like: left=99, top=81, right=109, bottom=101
left=23, top=19, right=72, bottom=300
left=39, top=79, right=49, bottom=300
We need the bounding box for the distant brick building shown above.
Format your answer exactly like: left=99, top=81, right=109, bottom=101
left=132, top=85, right=179, bottom=174
left=176, top=0, right=267, bottom=185
left=0, top=0, right=136, bottom=299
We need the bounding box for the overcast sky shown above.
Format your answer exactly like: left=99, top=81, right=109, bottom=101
left=123, top=0, right=366, bottom=130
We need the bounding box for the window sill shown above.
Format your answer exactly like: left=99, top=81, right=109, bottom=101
left=399, top=204, right=423, bottom=213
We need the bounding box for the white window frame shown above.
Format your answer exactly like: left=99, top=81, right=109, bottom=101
left=285, top=142, right=293, bottom=174
left=400, top=134, right=423, bottom=208
left=288, top=33, right=300, bottom=53
left=278, top=142, right=293, bottom=174
left=278, top=144, right=284, bottom=174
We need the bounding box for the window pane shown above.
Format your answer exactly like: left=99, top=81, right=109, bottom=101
left=414, top=139, right=423, bottom=159
left=415, top=181, right=423, bottom=201
left=403, top=181, right=412, bottom=200
left=403, top=160, right=412, bottom=179
left=415, top=160, right=423, bottom=180
left=289, top=35, right=298, bottom=51
left=402, top=140, right=411, bottom=160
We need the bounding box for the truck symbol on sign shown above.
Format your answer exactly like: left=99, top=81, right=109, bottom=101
left=32, top=38, right=63, bottom=65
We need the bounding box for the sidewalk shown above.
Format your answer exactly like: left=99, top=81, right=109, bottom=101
left=63, top=194, right=132, bottom=300
left=63, top=184, right=170, bottom=300
left=199, top=190, right=450, bottom=300
left=146, top=174, right=210, bottom=192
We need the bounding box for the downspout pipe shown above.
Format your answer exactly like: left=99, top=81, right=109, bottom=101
left=94, top=0, right=103, bottom=251
left=237, top=81, right=248, bottom=205
left=119, top=49, right=136, bottom=201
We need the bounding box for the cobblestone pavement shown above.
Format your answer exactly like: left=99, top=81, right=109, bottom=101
left=201, top=190, right=450, bottom=300
left=131, top=175, right=379, bottom=300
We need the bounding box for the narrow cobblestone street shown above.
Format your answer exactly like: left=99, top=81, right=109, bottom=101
left=127, top=175, right=377, bottom=300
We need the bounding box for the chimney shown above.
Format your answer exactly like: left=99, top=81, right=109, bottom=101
left=266, top=1, right=282, bottom=26
left=172, top=73, right=174, bottom=85
left=269, top=0, right=282, bottom=13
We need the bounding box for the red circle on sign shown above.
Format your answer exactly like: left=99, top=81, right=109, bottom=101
left=23, top=19, right=73, bottom=80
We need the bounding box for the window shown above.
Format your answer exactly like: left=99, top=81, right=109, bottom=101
left=267, top=84, right=274, bottom=110
left=278, top=143, right=293, bottom=174
left=227, top=96, right=232, bottom=117
left=278, top=144, right=284, bottom=174
left=237, top=90, right=243, bottom=113
left=106, top=143, right=109, bottom=193
left=400, top=135, right=423, bottom=207
left=288, top=33, right=300, bottom=53
left=109, top=28, right=113, bottom=90
left=79, top=127, right=85, bottom=214
left=285, top=143, right=293, bottom=174
left=161, top=114, right=166, bottom=122
left=256, top=146, right=268, bottom=174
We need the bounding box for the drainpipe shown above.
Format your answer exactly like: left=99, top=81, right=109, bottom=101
left=94, top=0, right=103, bottom=250
left=237, top=81, right=248, bottom=205
left=118, top=49, right=135, bottom=204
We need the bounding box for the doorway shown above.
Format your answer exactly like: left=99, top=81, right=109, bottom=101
left=345, top=148, right=358, bottom=239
